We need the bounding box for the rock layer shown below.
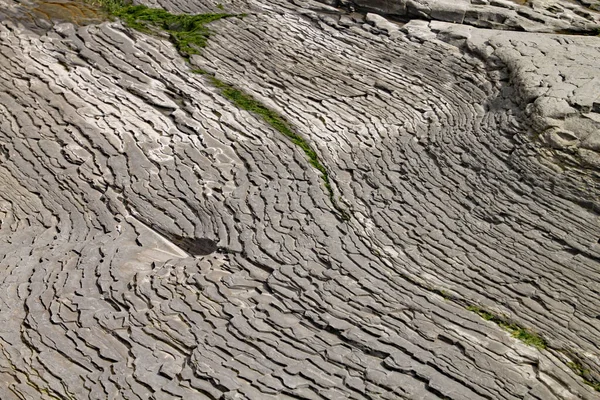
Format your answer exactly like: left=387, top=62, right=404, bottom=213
left=0, top=0, right=599, bottom=399
left=327, top=0, right=600, bottom=32
left=404, top=18, right=600, bottom=179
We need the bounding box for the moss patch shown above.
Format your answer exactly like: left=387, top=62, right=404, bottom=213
left=91, top=0, right=231, bottom=55
left=568, top=360, right=600, bottom=392
left=91, top=1, right=349, bottom=220
left=200, top=73, right=349, bottom=221
left=467, top=305, right=547, bottom=349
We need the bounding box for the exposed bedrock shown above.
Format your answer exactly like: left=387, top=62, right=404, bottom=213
left=319, top=0, right=600, bottom=32
left=0, top=0, right=599, bottom=399
left=402, top=19, right=600, bottom=181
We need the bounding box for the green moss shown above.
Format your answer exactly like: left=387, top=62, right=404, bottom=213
left=467, top=306, right=547, bottom=349
left=204, top=75, right=350, bottom=221
left=433, top=288, right=451, bottom=300
left=585, top=379, right=599, bottom=391
left=568, top=361, right=600, bottom=392
left=468, top=307, right=600, bottom=390
left=91, top=0, right=231, bottom=55
left=90, top=0, right=348, bottom=220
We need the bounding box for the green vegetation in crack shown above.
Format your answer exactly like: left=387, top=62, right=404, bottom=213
left=432, top=288, right=451, bottom=300
left=90, top=0, right=349, bottom=221
left=568, top=360, right=600, bottom=392
left=90, top=0, right=232, bottom=56
left=198, top=71, right=351, bottom=222
left=467, top=305, right=547, bottom=349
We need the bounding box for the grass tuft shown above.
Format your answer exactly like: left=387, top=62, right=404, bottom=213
left=433, top=288, right=452, bottom=300
left=90, top=0, right=231, bottom=55
left=568, top=361, right=600, bottom=392
left=467, top=305, right=547, bottom=349
left=90, top=0, right=349, bottom=220
left=204, top=75, right=350, bottom=221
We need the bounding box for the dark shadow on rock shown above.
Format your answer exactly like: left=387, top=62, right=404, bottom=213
left=172, top=237, right=218, bottom=256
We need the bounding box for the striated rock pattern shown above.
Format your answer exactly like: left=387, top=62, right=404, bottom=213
left=325, top=0, right=600, bottom=33
left=403, top=18, right=600, bottom=184
left=0, top=0, right=599, bottom=399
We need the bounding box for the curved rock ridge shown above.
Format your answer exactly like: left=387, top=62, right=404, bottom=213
left=402, top=19, right=600, bottom=191
left=319, top=0, right=600, bottom=33
left=0, top=0, right=599, bottom=399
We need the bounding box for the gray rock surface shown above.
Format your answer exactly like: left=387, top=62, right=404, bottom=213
left=405, top=19, right=600, bottom=177
left=329, top=0, right=600, bottom=32
left=0, top=0, right=599, bottom=399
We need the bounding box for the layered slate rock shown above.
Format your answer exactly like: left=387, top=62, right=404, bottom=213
left=0, top=0, right=600, bottom=399
left=403, top=18, right=600, bottom=184
left=327, top=0, right=600, bottom=32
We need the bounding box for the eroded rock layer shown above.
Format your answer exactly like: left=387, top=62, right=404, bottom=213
left=326, top=0, right=600, bottom=32
left=0, top=0, right=599, bottom=399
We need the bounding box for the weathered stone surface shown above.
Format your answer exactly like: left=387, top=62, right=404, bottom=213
left=409, top=19, right=600, bottom=173
left=0, top=0, right=599, bottom=398
left=327, top=0, right=600, bottom=32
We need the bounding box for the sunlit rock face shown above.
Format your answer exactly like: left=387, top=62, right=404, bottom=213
left=328, top=0, right=600, bottom=32
left=0, top=0, right=599, bottom=399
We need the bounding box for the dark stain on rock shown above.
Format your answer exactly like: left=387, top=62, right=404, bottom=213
left=172, top=237, right=218, bottom=256
left=5, top=0, right=106, bottom=32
